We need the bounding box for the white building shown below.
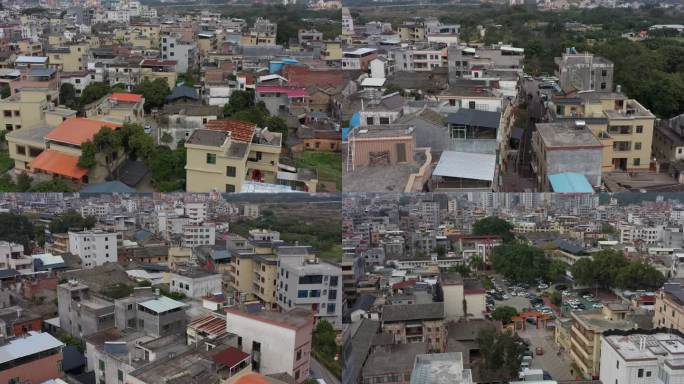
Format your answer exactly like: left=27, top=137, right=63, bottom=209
left=60, top=71, right=93, bottom=97
left=182, top=223, right=216, bottom=248
left=169, top=269, right=223, bottom=299
left=0, top=242, right=33, bottom=275
left=225, top=307, right=313, bottom=383
left=600, top=330, right=684, bottom=384
left=161, top=34, right=197, bottom=73
left=68, top=230, right=118, bottom=269
left=277, top=256, right=343, bottom=329
left=184, top=202, right=207, bottom=224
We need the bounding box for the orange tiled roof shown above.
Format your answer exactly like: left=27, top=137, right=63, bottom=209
left=232, top=373, right=271, bottom=384
left=205, top=120, right=256, bottom=143
left=110, top=93, right=143, bottom=103
left=30, top=149, right=89, bottom=180
left=45, top=118, right=121, bottom=146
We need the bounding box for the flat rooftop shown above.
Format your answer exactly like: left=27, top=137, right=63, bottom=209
left=572, top=309, right=635, bottom=332
left=0, top=331, right=63, bottom=365
left=536, top=121, right=602, bottom=149
left=350, top=125, right=415, bottom=139
left=226, top=307, right=312, bottom=330
left=604, top=332, right=684, bottom=362
left=411, top=352, right=471, bottom=384
left=186, top=129, right=229, bottom=147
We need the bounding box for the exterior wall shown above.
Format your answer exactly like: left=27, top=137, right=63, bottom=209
left=382, top=319, right=445, bottom=352
left=0, top=98, right=47, bottom=132
left=68, top=231, right=118, bottom=268
left=0, top=349, right=63, bottom=384
left=546, top=147, right=603, bottom=189
left=599, top=338, right=659, bottom=384
left=653, top=292, right=684, bottom=332
left=231, top=256, right=256, bottom=298
left=442, top=284, right=464, bottom=319
left=465, top=293, right=486, bottom=319
left=169, top=273, right=223, bottom=298
left=225, top=312, right=312, bottom=383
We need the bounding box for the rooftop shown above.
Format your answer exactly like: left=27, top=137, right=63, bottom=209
left=382, top=302, right=444, bottom=322
left=45, top=118, right=121, bottom=146
left=433, top=151, right=496, bottom=182
left=446, top=109, right=501, bottom=129
left=572, top=309, right=635, bottom=333
left=410, top=352, right=471, bottom=384
left=109, top=93, right=143, bottom=103
left=363, top=342, right=427, bottom=377
left=0, top=331, right=64, bottom=365
left=226, top=307, right=312, bottom=330
left=603, top=331, right=684, bottom=362
left=138, top=296, right=187, bottom=314
left=186, top=129, right=230, bottom=147
left=205, top=120, right=257, bottom=143
left=536, top=121, right=602, bottom=149
left=548, top=172, right=595, bottom=193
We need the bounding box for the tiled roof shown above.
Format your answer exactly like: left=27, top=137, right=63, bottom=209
left=256, top=85, right=309, bottom=98
left=212, top=346, right=250, bottom=368
left=110, top=93, right=143, bottom=103
left=205, top=120, right=256, bottom=143
left=45, top=118, right=121, bottom=146
left=30, top=149, right=89, bottom=179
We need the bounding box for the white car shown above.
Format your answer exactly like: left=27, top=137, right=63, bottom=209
left=144, top=124, right=152, bottom=134
left=502, top=294, right=511, bottom=300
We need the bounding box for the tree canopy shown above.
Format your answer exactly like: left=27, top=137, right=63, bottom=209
left=490, top=242, right=549, bottom=283
left=491, top=306, right=519, bottom=323
left=473, top=217, right=514, bottom=242
left=49, top=211, right=96, bottom=234
left=570, top=250, right=666, bottom=290
left=477, top=326, right=525, bottom=381
left=0, top=213, right=35, bottom=251
left=132, top=78, right=171, bottom=112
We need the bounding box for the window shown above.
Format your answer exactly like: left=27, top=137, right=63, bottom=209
left=468, top=101, right=476, bottom=109
left=99, top=359, right=106, bottom=370
left=634, top=158, right=641, bottom=166
left=16, top=145, right=25, bottom=155
left=602, top=70, right=608, bottom=76
left=366, top=117, right=373, bottom=125
left=226, top=184, right=235, bottom=192
left=327, top=303, right=336, bottom=313
left=13, top=110, right=19, bottom=117
left=330, top=276, right=338, bottom=286
left=616, top=361, right=619, bottom=369
left=328, top=290, right=337, bottom=300
left=379, top=117, right=390, bottom=124
left=638, top=369, right=644, bottom=378
left=206, top=153, right=216, bottom=164
left=226, top=166, right=236, bottom=177
left=636, top=125, right=643, bottom=133
left=635, top=142, right=642, bottom=150
left=3, top=110, right=11, bottom=117
left=309, top=290, right=321, bottom=297
left=118, top=369, right=124, bottom=382
left=299, top=275, right=323, bottom=284
left=600, top=82, right=606, bottom=90
left=646, top=371, right=652, bottom=377
left=297, top=349, right=302, bottom=361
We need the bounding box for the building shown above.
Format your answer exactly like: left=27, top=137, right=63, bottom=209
left=555, top=49, right=614, bottom=93
left=0, top=241, right=33, bottom=275
left=654, top=280, right=684, bottom=332
left=381, top=302, right=446, bottom=352
left=362, top=342, right=428, bottom=384
left=0, top=331, right=64, bottom=384
left=532, top=120, right=603, bottom=192
left=410, top=352, right=473, bottom=384
left=277, top=256, right=344, bottom=329
left=57, top=281, right=115, bottom=338
left=600, top=329, right=684, bottom=384
left=342, top=48, right=378, bottom=71
left=347, top=125, right=416, bottom=168
left=437, top=273, right=486, bottom=320
left=569, top=307, right=642, bottom=379
left=169, top=269, right=223, bottom=299
left=161, top=33, right=197, bottom=73
left=225, top=307, right=314, bottom=383
left=114, top=293, right=188, bottom=337
left=68, top=230, right=118, bottom=269
left=182, top=222, right=216, bottom=248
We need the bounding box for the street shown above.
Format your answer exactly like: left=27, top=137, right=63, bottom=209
left=310, top=356, right=341, bottom=384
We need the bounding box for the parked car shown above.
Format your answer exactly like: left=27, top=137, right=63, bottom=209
left=535, top=347, right=544, bottom=355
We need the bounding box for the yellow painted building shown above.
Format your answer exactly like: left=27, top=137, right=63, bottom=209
left=47, top=43, right=89, bottom=72
left=322, top=41, right=342, bottom=62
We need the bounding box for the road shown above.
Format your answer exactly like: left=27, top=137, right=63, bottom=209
left=310, top=356, right=340, bottom=384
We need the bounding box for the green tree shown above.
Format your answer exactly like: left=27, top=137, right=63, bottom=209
left=78, top=140, right=97, bottom=168
left=132, top=78, right=171, bottom=112
left=469, top=256, right=485, bottom=272
left=93, top=127, right=122, bottom=179
left=0, top=84, right=10, bottom=99
left=0, top=213, right=35, bottom=250
left=546, top=259, right=567, bottom=282
left=29, top=178, right=72, bottom=192
left=614, top=261, right=666, bottom=290
left=161, top=132, right=173, bottom=145
left=473, top=217, right=514, bottom=242
left=49, top=210, right=96, bottom=233
left=59, top=83, right=77, bottom=108
left=550, top=290, right=562, bottom=307
left=477, top=326, right=524, bottom=381
left=491, top=242, right=549, bottom=283
left=224, top=89, right=256, bottom=116
left=491, top=306, right=519, bottom=323
left=15, top=171, right=32, bottom=192
left=571, top=250, right=628, bottom=288
left=312, top=320, right=337, bottom=360
left=79, top=82, right=111, bottom=107
left=435, top=245, right=447, bottom=258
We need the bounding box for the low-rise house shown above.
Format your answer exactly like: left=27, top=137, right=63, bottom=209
left=381, top=302, right=446, bottom=352
left=0, top=331, right=65, bottom=384
left=57, top=281, right=115, bottom=338
left=169, top=268, right=223, bottom=299
left=84, top=93, right=145, bottom=124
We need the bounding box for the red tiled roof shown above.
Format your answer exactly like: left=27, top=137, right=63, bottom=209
left=30, top=149, right=89, bottom=180
left=45, top=118, right=121, bottom=146
left=212, top=346, right=250, bottom=368
left=232, top=373, right=271, bottom=384
left=110, top=93, right=143, bottom=103
left=140, top=59, right=178, bottom=67
left=205, top=120, right=256, bottom=143
left=281, top=65, right=346, bottom=87
left=392, top=279, right=417, bottom=289
left=256, top=85, right=309, bottom=98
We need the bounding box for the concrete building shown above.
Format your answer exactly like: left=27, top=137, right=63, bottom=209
left=182, top=222, right=216, bottom=248
left=68, top=229, right=118, bottom=269
left=410, top=352, right=473, bottom=384
left=342, top=48, right=378, bottom=71
left=161, top=33, right=197, bottom=73
left=57, top=281, right=115, bottom=338
left=569, top=307, right=641, bottom=379
left=0, top=331, right=65, bottom=384
left=114, top=290, right=188, bottom=337
left=600, top=329, right=684, bottom=384
left=381, top=302, right=446, bottom=353
left=555, top=49, right=614, bottom=93
left=654, top=280, right=684, bottom=332
left=437, top=272, right=486, bottom=320
left=169, top=269, right=223, bottom=299
left=225, top=307, right=314, bottom=383
left=0, top=241, right=33, bottom=275
left=390, top=45, right=446, bottom=72
left=277, top=256, right=343, bottom=329
left=532, top=120, right=603, bottom=192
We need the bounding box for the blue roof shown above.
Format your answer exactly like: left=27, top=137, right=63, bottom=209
left=548, top=172, right=594, bottom=193
left=81, top=181, right=136, bottom=193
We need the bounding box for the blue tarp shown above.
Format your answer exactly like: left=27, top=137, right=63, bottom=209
left=269, top=58, right=299, bottom=73
left=548, top=172, right=594, bottom=193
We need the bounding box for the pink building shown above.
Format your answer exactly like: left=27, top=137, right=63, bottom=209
left=0, top=331, right=64, bottom=384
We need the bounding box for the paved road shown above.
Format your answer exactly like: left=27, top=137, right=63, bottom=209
left=310, top=357, right=341, bottom=384
left=519, top=327, right=575, bottom=381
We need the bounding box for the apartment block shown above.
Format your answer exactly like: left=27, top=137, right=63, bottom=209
left=57, top=281, right=115, bottom=338
left=390, top=44, right=446, bottom=72
left=161, top=33, right=197, bottom=73
left=0, top=331, right=64, bottom=384
left=555, top=49, right=614, bottom=92
left=654, top=280, right=684, bottom=332
left=225, top=306, right=314, bottom=383
left=182, top=222, right=216, bottom=248
left=185, top=120, right=294, bottom=193
left=0, top=241, right=33, bottom=275
left=69, top=229, right=118, bottom=269
left=169, top=269, right=223, bottom=299
left=381, top=302, right=446, bottom=353
left=46, top=43, right=88, bottom=72
left=277, top=256, right=343, bottom=329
